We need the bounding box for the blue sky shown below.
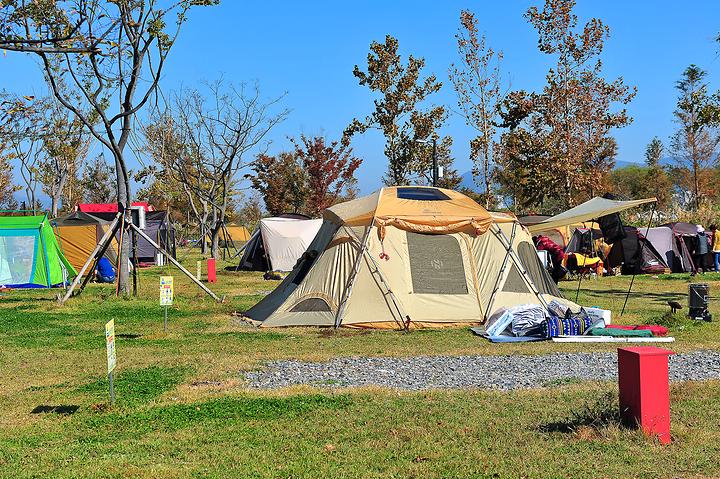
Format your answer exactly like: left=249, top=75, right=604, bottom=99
left=2, top=0, right=720, bottom=199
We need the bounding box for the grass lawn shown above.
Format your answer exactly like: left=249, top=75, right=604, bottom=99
left=1, top=248, right=719, bottom=478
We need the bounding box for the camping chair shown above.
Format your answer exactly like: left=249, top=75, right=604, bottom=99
left=565, top=253, right=602, bottom=280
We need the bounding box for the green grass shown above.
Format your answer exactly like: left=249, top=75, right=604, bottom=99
left=1, top=248, right=719, bottom=477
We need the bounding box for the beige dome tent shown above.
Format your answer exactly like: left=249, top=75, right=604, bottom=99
left=244, top=186, right=570, bottom=329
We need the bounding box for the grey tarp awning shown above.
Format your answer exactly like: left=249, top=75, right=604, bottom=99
left=527, top=197, right=656, bottom=234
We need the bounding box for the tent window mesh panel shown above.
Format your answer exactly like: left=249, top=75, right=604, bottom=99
left=406, top=232, right=468, bottom=294
left=516, top=241, right=562, bottom=297
left=502, top=263, right=531, bottom=293
left=289, top=298, right=331, bottom=312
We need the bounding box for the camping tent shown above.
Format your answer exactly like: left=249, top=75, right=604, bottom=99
left=0, top=214, right=77, bottom=288
left=606, top=227, right=668, bottom=275
left=134, top=211, right=176, bottom=263
left=221, top=225, right=250, bottom=248
left=77, top=202, right=154, bottom=215
left=225, top=225, right=250, bottom=243
left=237, top=216, right=323, bottom=272
left=244, top=186, right=571, bottom=329
left=52, top=211, right=119, bottom=271
left=645, top=226, right=695, bottom=273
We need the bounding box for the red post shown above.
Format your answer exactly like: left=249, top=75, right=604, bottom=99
left=207, top=258, right=216, bottom=283
left=617, top=346, right=674, bottom=445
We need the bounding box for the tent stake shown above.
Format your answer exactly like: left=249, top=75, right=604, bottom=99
left=59, top=214, right=122, bottom=304
left=129, top=223, right=223, bottom=302
left=620, top=204, right=656, bottom=316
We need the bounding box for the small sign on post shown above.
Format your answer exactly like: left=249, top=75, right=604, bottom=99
left=105, top=319, right=116, bottom=405
left=160, top=276, right=174, bottom=331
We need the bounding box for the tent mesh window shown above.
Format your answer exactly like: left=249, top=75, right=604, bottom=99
left=289, top=297, right=331, bottom=312
left=406, top=232, right=468, bottom=294
left=396, top=187, right=450, bottom=201
left=0, top=235, right=36, bottom=284
left=516, top=241, right=562, bottom=297
left=502, top=263, right=531, bottom=293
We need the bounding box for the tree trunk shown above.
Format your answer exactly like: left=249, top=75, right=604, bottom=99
left=210, top=223, right=220, bottom=259
left=115, top=154, right=131, bottom=295
left=51, top=195, right=59, bottom=217
left=210, top=207, right=219, bottom=258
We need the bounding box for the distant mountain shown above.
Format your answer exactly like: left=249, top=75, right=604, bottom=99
left=614, top=156, right=675, bottom=169
left=459, top=170, right=479, bottom=191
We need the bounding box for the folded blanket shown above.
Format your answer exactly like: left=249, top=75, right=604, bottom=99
left=543, top=316, right=594, bottom=337
left=589, top=327, right=653, bottom=338
left=606, top=324, right=669, bottom=336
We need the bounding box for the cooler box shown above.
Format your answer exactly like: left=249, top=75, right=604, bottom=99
left=586, top=307, right=611, bottom=325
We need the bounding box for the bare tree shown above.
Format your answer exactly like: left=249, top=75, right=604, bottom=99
left=0, top=0, right=218, bottom=293
left=178, top=82, right=287, bottom=258
left=449, top=10, right=504, bottom=208
left=145, top=81, right=287, bottom=258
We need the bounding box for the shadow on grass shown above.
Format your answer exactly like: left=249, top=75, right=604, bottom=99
left=539, top=392, right=629, bottom=434
left=31, top=405, right=80, bottom=415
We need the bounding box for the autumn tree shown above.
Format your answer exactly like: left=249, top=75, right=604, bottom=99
left=1, top=94, right=44, bottom=212
left=39, top=97, right=91, bottom=216
left=81, top=156, right=116, bottom=204
left=0, top=96, right=22, bottom=208
left=290, top=135, right=361, bottom=216
left=344, top=35, right=451, bottom=186
left=0, top=0, right=217, bottom=293
left=449, top=10, right=503, bottom=207
left=496, top=0, right=635, bottom=211
left=643, top=137, right=672, bottom=210
left=247, top=152, right=307, bottom=216
left=234, top=194, right=263, bottom=233
left=670, top=65, right=720, bottom=209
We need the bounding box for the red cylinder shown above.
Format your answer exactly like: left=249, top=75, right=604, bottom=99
left=207, top=258, right=216, bottom=283
left=617, top=346, right=674, bottom=444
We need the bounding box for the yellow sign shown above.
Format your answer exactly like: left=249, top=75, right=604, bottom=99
left=105, top=319, right=116, bottom=373
left=160, top=276, right=174, bottom=306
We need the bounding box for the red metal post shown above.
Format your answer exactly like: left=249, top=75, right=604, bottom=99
left=617, top=346, right=674, bottom=445
left=207, top=258, right=216, bottom=283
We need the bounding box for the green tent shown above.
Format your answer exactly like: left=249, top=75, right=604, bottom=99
left=0, top=214, right=77, bottom=288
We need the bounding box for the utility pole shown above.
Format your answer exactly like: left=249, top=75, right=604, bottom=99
left=415, top=138, right=440, bottom=187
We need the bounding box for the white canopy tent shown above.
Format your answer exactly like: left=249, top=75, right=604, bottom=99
left=527, top=197, right=656, bottom=234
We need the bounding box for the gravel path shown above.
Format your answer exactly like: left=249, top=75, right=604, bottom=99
left=244, top=351, right=720, bottom=391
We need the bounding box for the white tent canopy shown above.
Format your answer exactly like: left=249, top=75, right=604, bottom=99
left=527, top=197, right=656, bottom=234
left=260, top=218, right=323, bottom=271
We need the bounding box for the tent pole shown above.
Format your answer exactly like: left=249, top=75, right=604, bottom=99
left=484, top=222, right=518, bottom=320
left=59, top=214, right=122, bottom=304
left=490, top=223, right=549, bottom=309
left=131, top=224, right=138, bottom=296
left=345, top=225, right=410, bottom=331
left=620, top=204, right=656, bottom=317
left=129, top=223, right=223, bottom=302
left=333, top=226, right=372, bottom=329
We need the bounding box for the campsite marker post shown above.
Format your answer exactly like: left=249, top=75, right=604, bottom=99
left=160, top=276, right=174, bottom=332
left=105, top=319, right=116, bottom=405
left=196, top=261, right=202, bottom=281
